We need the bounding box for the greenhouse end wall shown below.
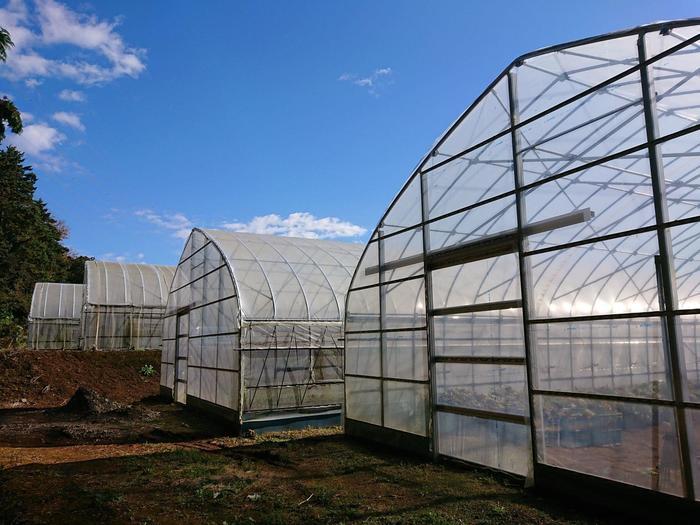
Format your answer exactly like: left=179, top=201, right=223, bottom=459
left=161, top=229, right=361, bottom=433
left=343, top=19, right=700, bottom=512
left=28, top=283, right=84, bottom=350
left=81, top=261, right=175, bottom=351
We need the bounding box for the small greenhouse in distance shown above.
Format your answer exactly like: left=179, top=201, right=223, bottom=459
left=28, top=282, right=84, bottom=350
left=81, top=261, right=175, bottom=351
left=344, top=19, right=700, bottom=513
left=160, top=229, right=362, bottom=433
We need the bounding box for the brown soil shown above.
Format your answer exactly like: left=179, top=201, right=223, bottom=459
left=1, top=428, right=629, bottom=525
left=0, top=350, right=672, bottom=524
left=0, top=349, right=161, bottom=409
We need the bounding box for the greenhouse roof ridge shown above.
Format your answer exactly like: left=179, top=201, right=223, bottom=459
left=29, top=282, right=84, bottom=320
left=192, top=228, right=364, bottom=322
left=84, top=260, right=176, bottom=307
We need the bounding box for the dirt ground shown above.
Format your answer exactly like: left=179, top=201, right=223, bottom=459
left=0, top=350, right=657, bottom=524
left=0, top=349, right=161, bottom=409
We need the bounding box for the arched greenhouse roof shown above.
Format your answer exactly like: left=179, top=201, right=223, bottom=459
left=350, top=18, right=700, bottom=318
left=29, top=283, right=84, bottom=320
left=85, top=261, right=175, bottom=307
left=195, top=229, right=364, bottom=322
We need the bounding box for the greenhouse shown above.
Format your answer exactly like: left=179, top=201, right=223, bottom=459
left=344, top=19, right=700, bottom=511
left=28, top=282, right=84, bottom=350
left=81, top=261, right=175, bottom=351
left=160, top=229, right=362, bottom=432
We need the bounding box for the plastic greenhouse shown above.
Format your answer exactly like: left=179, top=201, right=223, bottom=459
left=81, top=261, right=175, bottom=351
left=28, top=282, right=84, bottom=350
left=344, top=20, right=700, bottom=512
left=160, top=229, right=362, bottom=433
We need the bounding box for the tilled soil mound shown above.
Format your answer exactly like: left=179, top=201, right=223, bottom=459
left=0, top=349, right=161, bottom=409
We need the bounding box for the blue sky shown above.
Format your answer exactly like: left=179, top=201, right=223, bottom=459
left=1, top=0, right=698, bottom=265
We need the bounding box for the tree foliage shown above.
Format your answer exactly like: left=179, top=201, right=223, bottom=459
left=0, top=27, right=92, bottom=347
left=0, top=147, right=93, bottom=346
left=0, top=97, right=22, bottom=143
left=0, top=28, right=22, bottom=142
left=0, top=26, right=13, bottom=62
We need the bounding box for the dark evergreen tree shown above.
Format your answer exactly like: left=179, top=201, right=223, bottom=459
left=0, top=147, right=73, bottom=321
left=0, top=26, right=91, bottom=346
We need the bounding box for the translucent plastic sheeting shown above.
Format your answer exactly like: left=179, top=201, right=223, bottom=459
left=437, top=411, right=530, bottom=476
left=81, top=306, right=167, bottom=351
left=534, top=395, right=684, bottom=497
left=28, top=283, right=84, bottom=350
left=29, top=283, right=84, bottom=319
left=203, top=229, right=362, bottom=321
left=344, top=19, right=700, bottom=499
left=162, top=229, right=361, bottom=426
left=531, top=318, right=672, bottom=399
left=432, top=311, right=525, bottom=358
left=85, top=261, right=174, bottom=307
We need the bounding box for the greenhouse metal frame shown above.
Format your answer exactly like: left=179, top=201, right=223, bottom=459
left=81, top=261, right=175, bottom=351
left=28, top=282, right=84, bottom=350
left=160, top=229, right=362, bottom=433
left=343, top=19, right=700, bottom=512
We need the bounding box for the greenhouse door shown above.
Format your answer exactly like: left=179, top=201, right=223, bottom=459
left=174, top=311, right=189, bottom=404
left=428, top=239, right=531, bottom=477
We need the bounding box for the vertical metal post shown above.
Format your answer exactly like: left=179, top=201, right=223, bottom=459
left=377, top=229, right=386, bottom=428
left=507, top=67, right=541, bottom=484
left=420, top=169, right=439, bottom=459
left=638, top=32, right=695, bottom=499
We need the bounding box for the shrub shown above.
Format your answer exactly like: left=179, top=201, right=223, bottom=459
left=139, top=364, right=155, bottom=377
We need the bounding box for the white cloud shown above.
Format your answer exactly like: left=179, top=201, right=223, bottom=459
left=338, top=67, right=393, bottom=96
left=58, top=89, right=85, bottom=102
left=136, top=209, right=366, bottom=242
left=135, top=209, right=193, bottom=240
left=52, top=111, right=84, bottom=131
left=222, top=212, right=367, bottom=239
left=7, top=122, right=64, bottom=155
left=24, top=77, right=41, bottom=88
left=0, top=0, right=145, bottom=85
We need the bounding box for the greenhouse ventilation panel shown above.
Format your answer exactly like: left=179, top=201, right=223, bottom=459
left=160, top=229, right=362, bottom=433
left=28, top=282, right=84, bottom=350
left=343, top=19, right=700, bottom=512
left=81, top=261, right=175, bottom=350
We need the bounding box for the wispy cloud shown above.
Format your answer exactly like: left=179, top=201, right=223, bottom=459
left=24, top=77, right=40, bottom=88
left=100, top=251, right=145, bottom=263
left=52, top=111, right=84, bottom=131
left=58, top=89, right=85, bottom=102
left=222, top=212, right=367, bottom=239
left=135, top=209, right=193, bottom=240
left=338, top=67, right=393, bottom=96
left=0, top=0, right=146, bottom=85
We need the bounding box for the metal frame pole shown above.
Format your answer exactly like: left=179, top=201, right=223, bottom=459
left=508, top=66, right=541, bottom=484
left=420, top=169, right=440, bottom=459
left=638, top=32, right=695, bottom=500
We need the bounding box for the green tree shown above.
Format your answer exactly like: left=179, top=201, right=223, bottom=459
left=0, top=27, right=13, bottom=61
left=0, top=27, right=22, bottom=142
left=0, top=147, right=72, bottom=321
left=0, top=27, right=91, bottom=346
